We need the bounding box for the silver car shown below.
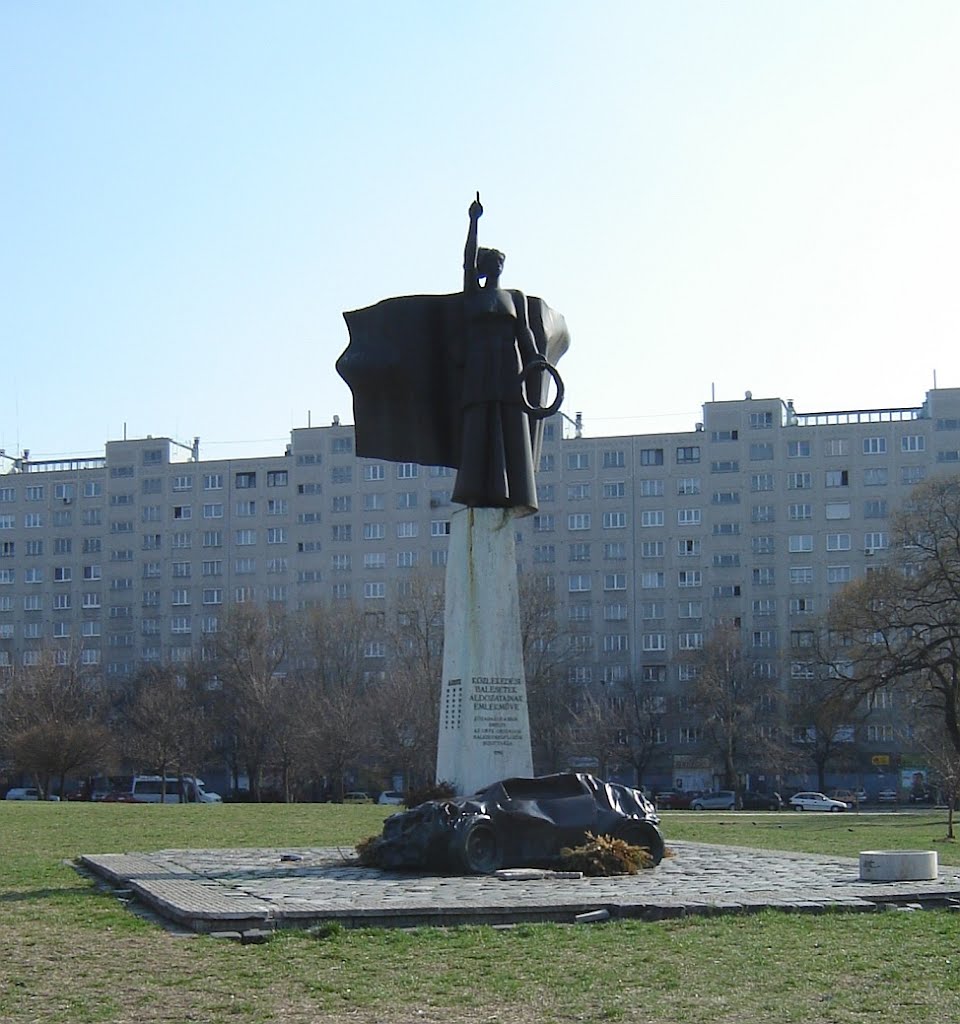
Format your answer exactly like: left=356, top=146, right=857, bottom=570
left=690, top=790, right=738, bottom=810
left=789, top=791, right=848, bottom=812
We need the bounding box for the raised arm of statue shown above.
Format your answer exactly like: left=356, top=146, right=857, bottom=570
left=463, top=192, right=482, bottom=293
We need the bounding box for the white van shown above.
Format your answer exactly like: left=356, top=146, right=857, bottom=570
left=130, top=775, right=222, bottom=804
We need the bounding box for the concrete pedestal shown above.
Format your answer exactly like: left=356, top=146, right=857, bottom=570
left=436, top=507, right=533, bottom=795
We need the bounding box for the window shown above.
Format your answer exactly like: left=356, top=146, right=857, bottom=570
left=786, top=472, right=812, bottom=490
left=789, top=566, right=813, bottom=584
left=396, top=491, right=418, bottom=509
left=171, top=588, right=191, bottom=606
left=902, top=466, right=926, bottom=485
left=679, top=600, right=703, bottom=619
left=752, top=598, right=776, bottom=616
left=396, top=551, right=418, bottom=568
left=827, top=565, right=851, bottom=584
left=713, top=553, right=740, bottom=567
left=331, top=466, right=352, bottom=484
left=430, top=520, right=451, bottom=537
left=823, top=501, right=850, bottom=521
left=789, top=597, right=815, bottom=615
left=640, top=572, right=664, bottom=589
left=539, top=453, right=555, bottom=472
left=640, top=448, right=664, bottom=466
left=603, top=542, right=626, bottom=560
left=642, top=633, right=666, bottom=652
left=676, top=509, right=701, bottom=526
left=675, top=446, right=700, bottom=464
left=567, top=513, right=591, bottom=531
left=24, top=512, right=43, bottom=528
left=364, top=581, right=386, bottom=599
left=568, top=542, right=591, bottom=562
left=603, top=573, right=627, bottom=591
left=749, top=411, right=773, bottom=429
left=641, top=510, right=664, bottom=527
left=864, top=467, right=889, bottom=486
left=533, top=544, right=555, bottom=563
left=568, top=574, right=592, bottom=593
left=202, top=560, right=222, bottom=576
left=677, top=538, right=700, bottom=557
left=677, top=477, right=700, bottom=496
left=267, top=470, right=288, bottom=487
left=749, top=443, right=773, bottom=460
left=825, top=470, right=849, bottom=488
left=901, top=435, right=925, bottom=452
left=864, top=532, right=888, bottom=554
left=235, top=471, right=256, bottom=489
left=753, top=567, right=775, bottom=586
left=677, top=569, right=702, bottom=588
left=823, top=438, right=849, bottom=457
left=711, top=460, right=739, bottom=473
left=397, top=463, right=419, bottom=479
left=787, top=440, right=811, bottom=458
left=712, top=490, right=739, bottom=505
left=602, top=481, right=626, bottom=499
left=235, top=529, right=256, bottom=545
left=826, top=533, right=851, bottom=551
left=566, top=451, right=590, bottom=470
left=751, top=473, right=775, bottom=492
left=638, top=479, right=664, bottom=497
left=863, top=437, right=887, bottom=455
left=604, top=634, right=629, bottom=653
left=752, top=535, right=774, bottom=554
left=202, top=530, right=222, bottom=548
left=364, top=552, right=387, bottom=569
left=532, top=514, right=554, bottom=532
left=640, top=601, right=664, bottom=620
left=788, top=535, right=813, bottom=553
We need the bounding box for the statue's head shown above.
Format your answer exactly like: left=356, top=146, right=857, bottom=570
left=477, top=247, right=505, bottom=281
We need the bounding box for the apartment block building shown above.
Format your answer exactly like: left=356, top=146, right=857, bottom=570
left=3, top=387, right=960, bottom=787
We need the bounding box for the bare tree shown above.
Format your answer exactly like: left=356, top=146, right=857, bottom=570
left=827, top=476, right=960, bottom=762
left=376, top=573, right=445, bottom=791
left=120, top=662, right=216, bottom=800
left=290, top=602, right=374, bottom=801
left=214, top=604, right=291, bottom=800
left=685, top=625, right=772, bottom=790
left=518, top=572, right=577, bottom=774
left=0, top=648, right=113, bottom=798
left=612, top=676, right=669, bottom=788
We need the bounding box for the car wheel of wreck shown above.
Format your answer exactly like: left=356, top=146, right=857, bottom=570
left=613, top=820, right=665, bottom=866
left=454, top=816, right=502, bottom=874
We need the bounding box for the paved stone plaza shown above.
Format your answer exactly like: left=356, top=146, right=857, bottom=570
left=80, top=841, right=960, bottom=938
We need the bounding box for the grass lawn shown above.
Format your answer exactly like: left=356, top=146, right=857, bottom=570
left=2, top=803, right=960, bottom=1023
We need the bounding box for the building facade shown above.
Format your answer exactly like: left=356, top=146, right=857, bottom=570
left=3, top=388, right=960, bottom=789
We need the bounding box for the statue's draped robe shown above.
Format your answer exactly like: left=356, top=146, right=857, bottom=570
left=338, top=292, right=569, bottom=515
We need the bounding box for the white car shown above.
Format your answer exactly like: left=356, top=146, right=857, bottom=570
left=5, top=787, right=39, bottom=801
left=377, top=790, right=405, bottom=806
left=789, top=791, right=848, bottom=812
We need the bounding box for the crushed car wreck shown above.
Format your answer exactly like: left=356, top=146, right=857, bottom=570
left=360, top=773, right=665, bottom=874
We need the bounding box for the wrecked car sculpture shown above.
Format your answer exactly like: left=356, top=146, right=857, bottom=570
left=363, top=772, right=664, bottom=874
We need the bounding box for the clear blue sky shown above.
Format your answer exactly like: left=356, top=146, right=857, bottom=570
left=2, top=1, right=958, bottom=461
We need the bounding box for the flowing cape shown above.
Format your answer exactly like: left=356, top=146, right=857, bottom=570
left=337, top=292, right=570, bottom=469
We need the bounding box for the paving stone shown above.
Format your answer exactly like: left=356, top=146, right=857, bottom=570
left=78, top=841, right=960, bottom=933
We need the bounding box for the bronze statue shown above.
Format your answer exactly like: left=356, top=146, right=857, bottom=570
left=337, top=195, right=568, bottom=515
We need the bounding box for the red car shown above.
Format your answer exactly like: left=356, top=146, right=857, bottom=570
left=655, top=790, right=702, bottom=810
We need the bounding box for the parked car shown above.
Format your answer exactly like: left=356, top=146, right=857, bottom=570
left=377, top=790, right=405, bottom=806
left=741, top=791, right=782, bottom=811
left=789, top=791, right=848, bottom=812
left=690, top=790, right=738, bottom=810
left=343, top=791, right=373, bottom=804
left=830, top=789, right=866, bottom=808
left=5, top=787, right=40, bottom=801
left=655, top=789, right=702, bottom=810
left=877, top=789, right=899, bottom=804
left=365, top=772, right=664, bottom=873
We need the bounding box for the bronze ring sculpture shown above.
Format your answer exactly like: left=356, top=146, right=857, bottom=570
left=519, top=359, right=565, bottom=420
